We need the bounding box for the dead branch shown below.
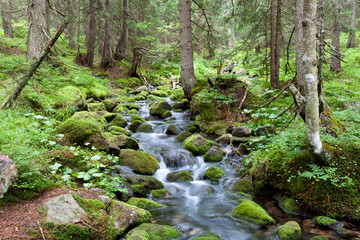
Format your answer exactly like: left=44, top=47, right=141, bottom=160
left=238, top=84, right=250, bottom=110
left=37, top=221, right=46, bottom=240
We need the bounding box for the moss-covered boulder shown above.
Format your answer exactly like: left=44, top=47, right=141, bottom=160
left=117, top=96, right=135, bottom=102
left=128, top=104, right=141, bottom=110
left=151, top=189, right=170, bottom=199
left=107, top=199, right=151, bottom=236
left=216, top=134, right=232, bottom=145
left=166, top=170, right=193, bottom=182
left=129, top=120, right=143, bottom=132
left=277, top=221, right=301, bottom=240
left=311, top=216, right=338, bottom=228
left=102, top=98, right=118, bottom=112
left=204, top=146, right=224, bottom=162
left=128, top=109, right=138, bottom=114
left=153, top=90, right=168, bottom=97
left=137, top=123, right=153, bottom=133
left=127, top=197, right=166, bottom=210
left=309, top=236, right=328, bottom=240
left=126, top=223, right=181, bottom=240
left=110, top=114, right=128, bottom=128
left=184, top=134, right=215, bottom=156
left=190, top=230, right=222, bottom=240
left=57, top=118, right=101, bottom=145
left=203, top=167, right=225, bottom=184
left=56, top=86, right=86, bottom=107
left=231, top=179, right=254, bottom=195
left=122, top=174, right=164, bottom=198
left=186, top=123, right=197, bottom=133
left=88, top=102, right=106, bottom=112
left=88, top=83, right=109, bottom=100
left=113, top=104, right=129, bottom=113
left=232, top=126, right=252, bottom=138
left=103, top=112, right=117, bottom=122
left=162, top=110, right=172, bottom=119
left=131, top=114, right=145, bottom=123
left=69, top=111, right=107, bottom=129
left=105, top=134, right=139, bottom=150
left=175, top=132, right=193, bottom=142
left=149, top=99, right=172, bottom=118
left=108, top=126, right=131, bottom=137
left=166, top=124, right=179, bottom=135
left=135, top=93, right=147, bottom=101
left=171, top=102, right=184, bottom=110
left=277, top=195, right=301, bottom=213
left=119, top=150, right=159, bottom=175
left=231, top=200, right=275, bottom=227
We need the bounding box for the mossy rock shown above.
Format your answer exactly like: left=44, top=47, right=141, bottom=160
left=147, top=95, right=158, bottom=101
left=119, top=150, right=159, bottom=175
left=190, top=230, right=222, bottom=240
left=183, top=134, right=215, bottom=156
left=55, top=107, right=75, bottom=121
left=166, top=170, right=193, bottom=182
left=203, top=167, right=225, bottom=184
left=231, top=200, right=275, bottom=227
left=231, top=179, right=254, bottom=195
left=204, top=146, right=224, bottom=162
left=171, top=102, right=184, bottom=110
left=175, top=132, right=192, bottom=142
left=149, top=99, right=172, bottom=118
left=135, top=94, right=147, bottom=101
left=166, top=124, right=179, bottom=135
left=153, top=90, right=168, bottom=97
left=277, top=221, right=301, bottom=240
left=105, top=134, right=139, bottom=150
left=102, top=98, right=118, bottom=112
left=151, top=189, right=170, bottom=199
left=277, top=195, right=301, bottom=213
left=186, top=123, right=197, bottom=133
left=88, top=83, right=109, bottom=100
left=216, top=134, right=232, bottom=145
left=126, top=223, right=181, bottom=240
left=103, top=112, right=117, bottom=122
left=129, top=120, right=143, bottom=132
left=127, top=197, right=166, bottom=210
left=128, top=104, right=141, bottom=110
left=131, top=114, right=145, bottom=123
left=57, top=118, right=101, bottom=145
left=122, top=174, right=164, bottom=195
left=117, top=96, right=135, bottom=102
left=128, top=109, right=138, bottom=114
left=309, top=236, right=329, bottom=240
left=69, top=111, right=107, bottom=129
left=161, top=110, right=172, bottom=119
left=113, top=104, right=129, bottom=113
left=137, top=123, right=153, bottom=133
left=108, top=126, right=131, bottom=137
left=311, top=216, right=338, bottom=228
left=88, top=102, right=106, bottom=112
left=110, top=114, right=128, bottom=128
left=55, top=86, right=86, bottom=107
left=181, top=99, right=190, bottom=109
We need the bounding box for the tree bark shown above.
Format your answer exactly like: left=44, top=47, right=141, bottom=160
left=66, top=0, right=76, bottom=49
left=45, top=0, right=50, bottom=35
left=274, top=0, right=281, bottom=89
left=330, top=0, right=341, bottom=73
left=347, top=0, right=356, bottom=49
left=114, top=0, right=129, bottom=61
left=128, top=48, right=142, bottom=78
left=303, top=0, right=323, bottom=155
left=26, top=0, right=48, bottom=61
left=1, top=0, right=14, bottom=38
left=270, top=0, right=278, bottom=89
left=100, top=0, right=113, bottom=70
left=84, top=0, right=96, bottom=67
left=179, top=0, right=196, bottom=100
left=295, top=0, right=305, bottom=95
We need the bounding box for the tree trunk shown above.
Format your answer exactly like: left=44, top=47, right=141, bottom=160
left=330, top=0, right=341, bottom=73
left=270, top=0, right=278, bottom=89
left=179, top=0, right=196, bottom=100
left=128, top=48, right=141, bottom=78
left=66, top=0, right=76, bottom=49
left=1, top=0, right=14, bottom=38
left=45, top=0, right=50, bottom=35
left=303, top=0, right=323, bottom=155
left=318, top=0, right=325, bottom=114
left=347, top=0, right=356, bottom=49
left=26, top=0, right=48, bottom=61
left=84, top=0, right=96, bottom=67
left=100, top=0, right=113, bottom=70
left=114, top=0, right=129, bottom=61
left=295, top=0, right=305, bottom=95
left=274, top=0, right=281, bottom=89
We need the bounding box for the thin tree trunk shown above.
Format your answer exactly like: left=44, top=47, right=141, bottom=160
left=114, top=0, right=129, bottom=61
left=330, top=0, right=341, bottom=73
left=66, top=0, right=76, bottom=49
left=100, top=0, right=113, bottom=70
left=270, top=0, right=278, bottom=89
left=318, top=0, right=325, bottom=114
left=303, top=0, right=323, bottom=155
left=128, top=48, right=141, bottom=78
left=1, top=0, right=14, bottom=38
left=296, top=0, right=305, bottom=95
left=347, top=0, right=356, bottom=48
left=45, top=0, right=50, bottom=35
left=84, top=0, right=96, bottom=67
left=26, top=0, right=48, bottom=61
left=274, top=0, right=281, bottom=89
left=179, top=0, right=196, bottom=100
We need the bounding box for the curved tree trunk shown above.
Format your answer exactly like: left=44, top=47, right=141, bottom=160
left=84, top=0, right=96, bottom=67
left=128, top=48, right=142, bottom=78
left=347, top=0, right=356, bottom=49
left=100, top=0, right=113, bottom=70
left=330, top=0, right=341, bottom=73
left=295, top=0, right=304, bottom=95
left=114, top=0, right=129, bottom=61
left=1, top=0, right=14, bottom=38
left=179, top=0, right=196, bottom=100
left=26, top=0, right=47, bottom=61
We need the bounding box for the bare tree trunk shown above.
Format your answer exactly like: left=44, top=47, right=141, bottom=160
left=84, top=0, right=96, bottom=67
left=347, top=0, right=356, bottom=49
left=114, top=0, right=129, bottom=61
left=45, top=0, right=50, bottom=35
left=128, top=48, right=141, bottom=78
left=179, top=0, right=196, bottom=100
left=100, top=0, right=113, bottom=70
left=97, top=18, right=104, bottom=56
left=330, top=0, right=341, bottom=73
left=274, top=0, right=281, bottom=89
left=270, top=0, right=278, bottom=89
left=318, top=0, right=325, bottom=114
left=1, top=0, right=14, bottom=38
left=26, top=0, right=47, bottom=61
left=303, top=0, right=323, bottom=155
left=66, top=0, right=76, bottom=49
left=296, top=0, right=305, bottom=95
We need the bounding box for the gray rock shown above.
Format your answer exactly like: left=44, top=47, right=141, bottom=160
left=232, top=126, right=252, bottom=137
left=255, top=126, right=276, bottom=136
left=43, top=194, right=86, bottom=224
left=0, top=154, right=18, bottom=198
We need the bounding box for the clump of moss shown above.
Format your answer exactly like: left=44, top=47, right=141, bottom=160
left=119, top=150, right=159, bottom=175
left=276, top=195, right=301, bottom=214
left=151, top=189, right=169, bottom=199
left=137, top=123, right=153, bottom=133
left=131, top=114, right=145, bottom=123
left=166, top=170, right=193, bottom=182
left=204, top=146, right=224, bottom=162
left=189, top=230, right=222, bottom=240
left=149, top=99, right=172, bottom=119
left=311, top=216, right=337, bottom=228
left=126, top=223, right=181, bottom=240
left=175, top=132, right=193, bottom=142
left=57, top=118, right=101, bottom=145
left=184, top=134, right=215, bottom=156
left=108, top=126, right=131, bottom=136
left=231, top=179, right=254, bottom=195
left=203, top=167, right=225, bottom=184
left=127, top=197, right=166, bottom=210
left=277, top=221, right=301, bottom=240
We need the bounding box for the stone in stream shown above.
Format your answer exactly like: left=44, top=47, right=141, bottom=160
left=161, top=150, right=198, bottom=168
left=126, top=223, right=181, bottom=240
left=105, top=134, right=139, bottom=150
left=232, top=126, right=252, bottom=137
left=137, top=123, right=153, bottom=133
left=129, top=120, right=143, bottom=132
left=216, top=134, right=232, bottom=145
left=151, top=189, right=171, bottom=199
left=131, top=114, right=145, bottom=123
left=183, top=134, right=216, bottom=156
left=149, top=99, right=172, bottom=118
left=119, top=149, right=159, bottom=175
left=166, top=170, right=193, bottom=182
left=231, top=199, right=275, bottom=227
left=189, top=230, right=222, bottom=240
left=277, top=221, right=301, bottom=240
left=166, top=124, right=179, bottom=135
left=202, top=166, right=225, bottom=184
left=102, top=98, right=118, bottom=112
left=175, top=131, right=193, bottom=142
left=0, top=154, right=18, bottom=198
left=127, top=197, right=166, bottom=210
left=204, top=146, right=224, bottom=162
left=110, top=113, right=128, bottom=128
left=311, top=216, right=343, bottom=229
left=113, top=104, right=129, bottom=113
left=88, top=102, right=106, bottom=112
left=108, top=125, right=131, bottom=136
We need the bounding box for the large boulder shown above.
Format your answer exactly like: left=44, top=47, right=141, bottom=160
left=127, top=197, right=166, bottom=210
left=184, top=134, right=215, bottom=156
left=203, top=167, right=225, bottom=184
left=175, top=132, right=193, bottom=142
left=166, top=170, right=193, bottom=182
left=126, top=223, right=181, bottom=240
left=119, top=150, right=159, bottom=175
left=137, top=123, right=153, bottom=133
left=129, top=120, right=143, bottom=132
left=0, top=154, right=18, bottom=198
left=88, top=102, right=106, bottom=112
left=277, top=221, right=301, bottom=240
left=111, top=114, right=128, bottom=128
left=107, top=200, right=151, bottom=236
left=105, top=134, right=139, bottom=150
left=231, top=200, right=275, bottom=227
left=232, top=126, right=252, bottom=137
left=122, top=174, right=164, bottom=198
left=204, top=146, right=224, bottom=162
left=69, top=111, right=107, bottom=129
left=55, top=86, right=86, bottom=108
left=102, top=98, right=118, bottom=112
left=149, top=99, right=172, bottom=118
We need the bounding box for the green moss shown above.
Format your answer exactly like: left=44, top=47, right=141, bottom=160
left=72, top=194, right=105, bottom=213
left=232, top=179, right=254, bottom=194
left=129, top=120, right=143, bottom=132
left=57, top=118, right=101, bottom=145
left=106, top=134, right=139, bottom=150
left=108, top=126, right=131, bottom=136
left=131, top=184, right=148, bottom=197
left=161, top=110, right=172, bottom=119
left=204, top=146, right=224, bottom=162
left=128, top=104, right=141, bottom=110
left=166, top=125, right=178, bottom=135
left=311, top=216, right=337, bottom=227
left=88, top=102, right=106, bottom=112
left=119, top=150, right=159, bottom=175
left=55, top=86, right=86, bottom=107
left=277, top=195, right=300, bottom=213
left=128, top=109, right=138, bottom=114
left=88, top=83, right=109, bottom=100
left=151, top=189, right=169, bottom=198
left=149, top=99, right=172, bottom=118
left=190, top=230, right=222, bottom=240
left=309, top=236, right=329, bottom=240
left=135, top=94, right=147, bottom=101
left=203, top=167, right=225, bottom=184
left=131, top=114, right=145, bottom=123
left=231, top=200, right=275, bottom=227
left=277, top=221, right=301, bottom=240
left=113, top=104, right=129, bottom=113
left=183, top=134, right=215, bottom=156
left=186, top=123, right=197, bottom=133
left=137, top=123, right=153, bottom=133
left=166, top=170, right=193, bottom=182
left=117, top=95, right=135, bottom=102
left=153, top=90, right=168, bottom=97
left=127, top=197, right=166, bottom=210
left=175, top=132, right=193, bottom=142
left=110, top=114, right=128, bottom=128
left=171, top=102, right=184, bottom=110
left=126, top=223, right=181, bottom=240
left=69, top=111, right=107, bottom=129
left=102, top=99, right=117, bottom=112
left=50, top=224, right=94, bottom=240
